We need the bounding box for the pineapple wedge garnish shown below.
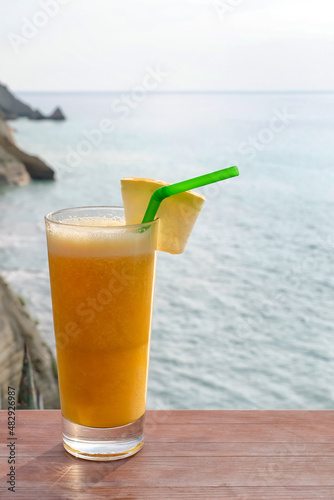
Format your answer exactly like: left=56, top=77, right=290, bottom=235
left=121, top=177, right=205, bottom=254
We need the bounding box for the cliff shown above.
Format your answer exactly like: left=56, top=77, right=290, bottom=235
left=0, top=276, right=60, bottom=410
left=0, top=133, right=55, bottom=181
left=0, top=114, right=55, bottom=185
left=0, top=82, right=65, bottom=121
left=0, top=144, right=30, bottom=186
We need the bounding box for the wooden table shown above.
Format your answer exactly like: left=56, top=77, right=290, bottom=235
left=1, top=410, right=334, bottom=499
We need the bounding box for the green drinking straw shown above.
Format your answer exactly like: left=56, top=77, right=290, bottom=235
left=141, top=166, right=239, bottom=223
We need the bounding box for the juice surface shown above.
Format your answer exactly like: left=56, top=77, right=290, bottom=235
left=46, top=218, right=156, bottom=428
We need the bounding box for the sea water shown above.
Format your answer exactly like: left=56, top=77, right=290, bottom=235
left=0, top=91, right=333, bottom=409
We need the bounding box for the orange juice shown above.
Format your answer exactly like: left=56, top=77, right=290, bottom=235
left=46, top=214, right=157, bottom=428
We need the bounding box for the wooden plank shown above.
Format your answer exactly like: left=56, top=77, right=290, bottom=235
left=3, top=486, right=334, bottom=500
left=1, top=410, right=334, bottom=499
left=9, top=441, right=334, bottom=458
left=9, top=408, right=334, bottom=427
left=12, top=408, right=334, bottom=425
left=9, top=409, right=334, bottom=442
left=8, top=455, right=334, bottom=487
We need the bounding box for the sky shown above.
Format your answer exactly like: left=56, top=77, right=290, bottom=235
left=0, top=0, right=333, bottom=91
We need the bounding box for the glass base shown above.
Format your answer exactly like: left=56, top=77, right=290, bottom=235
left=62, top=414, right=145, bottom=461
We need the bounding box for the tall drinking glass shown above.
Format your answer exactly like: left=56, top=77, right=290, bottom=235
left=45, top=207, right=158, bottom=460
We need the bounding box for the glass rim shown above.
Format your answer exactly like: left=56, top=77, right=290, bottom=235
left=44, top=206, right=158, bottom=230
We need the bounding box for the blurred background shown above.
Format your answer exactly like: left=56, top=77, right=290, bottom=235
left=0, top=0, right=333, bottom=409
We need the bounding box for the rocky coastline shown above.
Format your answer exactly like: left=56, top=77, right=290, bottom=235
left=0, top=82, right=65, bottom=121
left=0, top=277, right=60, bottom=410
left=0, top=83, right=65, bottom=186
left=0, top=83, right=64, bottom=408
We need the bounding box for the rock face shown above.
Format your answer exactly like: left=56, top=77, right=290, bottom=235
left=0, top=83, right=32, bottom=119
left=0, top=115, right=55, bottom=182
left=49, top=107, right=66, bottom=120
left=0, top=276, right=60, bottom=410
left=0, top=112, right=15, bottom=143
left=0, top=82, right=66, bottom=121
left=0, top=145, right=30, bottom=186
left=0, top=135, right=55, bottom=181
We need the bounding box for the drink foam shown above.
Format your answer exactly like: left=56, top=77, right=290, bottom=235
left=46, top=216, right=157, bottom=257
